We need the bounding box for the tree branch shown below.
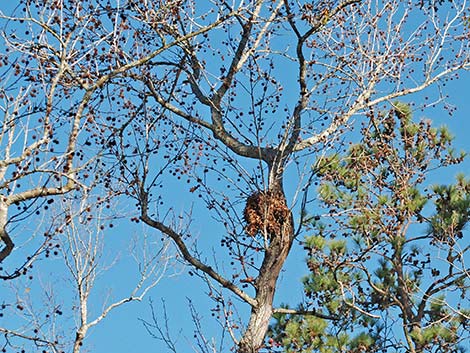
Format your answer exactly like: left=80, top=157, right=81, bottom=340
left=273, top=307, right=340, bottom=321
left=139, top=188, right=256, bottom=307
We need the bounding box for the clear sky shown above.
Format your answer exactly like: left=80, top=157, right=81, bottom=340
left=0, top=1, right=469, bottom=353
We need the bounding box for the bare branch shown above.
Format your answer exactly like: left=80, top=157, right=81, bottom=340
left=139, top=188, right=256, bottom=307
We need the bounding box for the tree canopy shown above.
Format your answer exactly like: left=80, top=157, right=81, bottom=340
left=0, top=0, right=469, bottom=352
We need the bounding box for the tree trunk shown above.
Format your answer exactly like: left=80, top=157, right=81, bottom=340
left=238, top=187, right=293, bottom=353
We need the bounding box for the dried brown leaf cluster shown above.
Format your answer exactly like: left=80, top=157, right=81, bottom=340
left=243, top=191, right=290, bottom=239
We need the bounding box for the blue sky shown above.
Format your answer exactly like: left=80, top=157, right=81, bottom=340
left=1, top=1, right=470, bottom=353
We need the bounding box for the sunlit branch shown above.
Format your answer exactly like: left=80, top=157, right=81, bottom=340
left=273, top=307, right=340, bottom=321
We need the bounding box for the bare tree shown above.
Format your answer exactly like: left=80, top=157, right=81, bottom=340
left=0, top=191, right=175, bottom=353
left=63, top=195, right=175, bottom=353
left=0, top=59, right=85, bottom=270
left=1, top=0, right=469, bottom=352
left=0, top=0, right=225, bottom=274
left=125, top=1, right=470, bottom=352
left=0, top=4, right=102, bottom=274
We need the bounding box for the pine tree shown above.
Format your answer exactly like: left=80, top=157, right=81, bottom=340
left=269, top=103, right=469, bottom=353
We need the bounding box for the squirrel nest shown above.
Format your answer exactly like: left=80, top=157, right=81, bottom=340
left=243, top=190, right=290, bottom=238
